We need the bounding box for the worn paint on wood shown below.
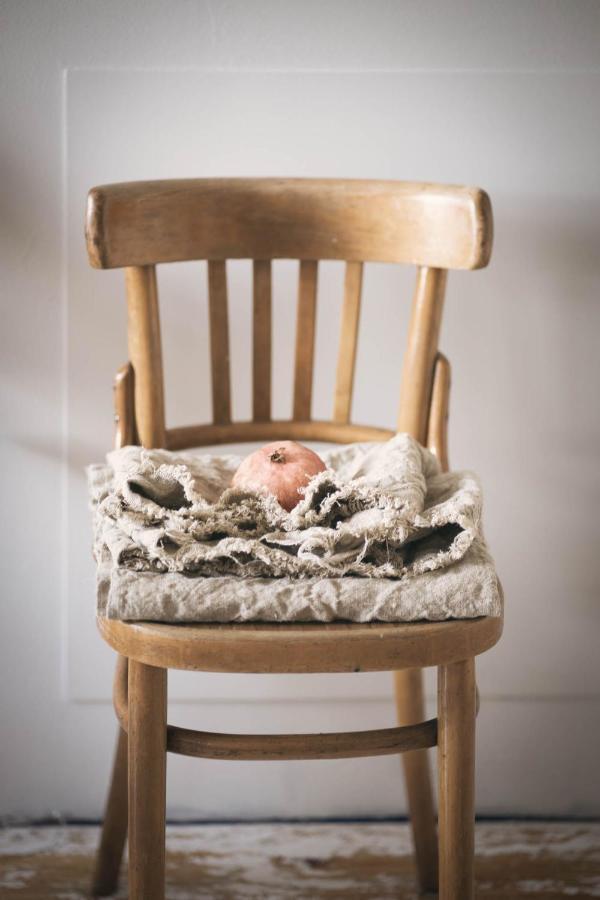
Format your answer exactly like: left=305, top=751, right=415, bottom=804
left=0, top=822, right=599, bottom=898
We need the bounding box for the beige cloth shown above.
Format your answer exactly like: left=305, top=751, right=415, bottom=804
left=88, top=434, right=502, bottom=622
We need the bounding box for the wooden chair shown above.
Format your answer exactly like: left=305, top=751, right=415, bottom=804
left=86, top=178, right=502, bottom=900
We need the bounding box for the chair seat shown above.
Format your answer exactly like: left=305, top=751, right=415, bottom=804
left=97, top=613, right=503, bottom=674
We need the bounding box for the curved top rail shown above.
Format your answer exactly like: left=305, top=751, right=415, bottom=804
left=86, top=178, right=493, bottom=271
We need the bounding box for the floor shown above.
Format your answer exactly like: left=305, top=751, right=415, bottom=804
left=0, top=821, right=599, bottom=898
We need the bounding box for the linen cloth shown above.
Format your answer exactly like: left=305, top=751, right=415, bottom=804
left=88, top=434, right=502, bottom=622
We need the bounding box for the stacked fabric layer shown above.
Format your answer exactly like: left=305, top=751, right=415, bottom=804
left=88, top=434, right=502, bottom=622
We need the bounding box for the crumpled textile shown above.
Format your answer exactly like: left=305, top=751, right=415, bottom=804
left=88, top=434, right=502, bottom=622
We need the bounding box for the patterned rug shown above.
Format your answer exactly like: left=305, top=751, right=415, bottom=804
left=1, top=821, right=599, bottom=898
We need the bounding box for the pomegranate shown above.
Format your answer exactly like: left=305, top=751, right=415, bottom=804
left=231, top=440, right=326, bottom=511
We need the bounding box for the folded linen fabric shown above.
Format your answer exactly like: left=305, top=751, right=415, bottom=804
left=88, top=434, right=502, bottom=622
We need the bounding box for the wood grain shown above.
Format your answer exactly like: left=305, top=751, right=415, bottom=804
left=207, top=260, right=232, bottom=425
left=166, top=720, right=437, bottom=761
left=86, top=179, right=493, bottom=270
left=166, top=419, right=395, bottom=450
left=293, top=260, right=318, bottom=420
left=426, top=352, right=451, bottom=471
left=334, top=262, right=363, bottom=423
left=397, top=266, right=447, bottom=443
left=128, top=661, right=167, bottom=900
left=252, top=259, right=272, bottom=421
left=125, top=266, right=166, bottom=448
left=438, top=658, right=477, bottom=900
left=393, top=668, right=438, bottom=894
left=97, top=615, right=503, bottom=674
left=113, top=363, right=137, bottom=448
left=90, top=724, right=128, bottom=897
left=112, top=653, right=437, bottom=761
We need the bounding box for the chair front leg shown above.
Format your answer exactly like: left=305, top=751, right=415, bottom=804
left=128, top=660, right=167, bottom=900
left=437, top=657, right=476, bottom=900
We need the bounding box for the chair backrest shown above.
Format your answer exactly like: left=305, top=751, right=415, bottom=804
left=85, top=178, right=493, bottom=463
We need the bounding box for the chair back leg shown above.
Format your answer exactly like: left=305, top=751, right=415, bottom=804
left=91, top=724, right=128, bottom=896
left=394, top=668, right=439, bottom=893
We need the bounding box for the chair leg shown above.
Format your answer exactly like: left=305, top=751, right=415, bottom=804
left=128, top=660, right=167, bottom=900
left=394, top=668, right=438, bottom=894
left=437, top=658, right=476, bottom=900
left=91, top=726, right=129, bottom=896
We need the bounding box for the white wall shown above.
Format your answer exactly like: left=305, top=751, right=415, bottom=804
left=2, top=0, right=599, bottom=820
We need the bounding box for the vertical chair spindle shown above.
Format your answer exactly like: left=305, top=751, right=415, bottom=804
left=208, top=260, right=232, bottom=425
left=252, top=260, right=272, bottom=421
left=334, top=261, right=364, bottom=423
left=293, top=260, right=319, bottom=420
